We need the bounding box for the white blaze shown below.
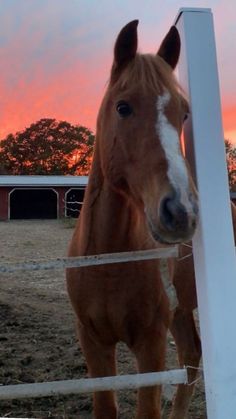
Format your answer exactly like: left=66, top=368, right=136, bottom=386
left=156, top=91, right=191, bottom=209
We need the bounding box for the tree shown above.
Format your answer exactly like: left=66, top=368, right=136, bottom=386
left=225, top=139, right=236, bottom=189
left=0, top=118, right=95, bottom=175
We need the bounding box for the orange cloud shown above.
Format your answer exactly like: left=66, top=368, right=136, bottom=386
left=0, top=3, right=111, bottom=139
left=0, top=51, right=109, bottom=138
left=223, top=106, right=236, bottom=144
left=0, top=1, right=235, bottom=150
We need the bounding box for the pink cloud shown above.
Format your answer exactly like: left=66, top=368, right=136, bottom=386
left=0, top=7, right=110, bottom=138
left=0, top=1, right=235, bottom=147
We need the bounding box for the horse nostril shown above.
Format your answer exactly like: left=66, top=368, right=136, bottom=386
left=160, top=196, right=188, bottom=231
left=191, top=218, right=197, bottom=229
left=161, top=197, right=175, bottom=229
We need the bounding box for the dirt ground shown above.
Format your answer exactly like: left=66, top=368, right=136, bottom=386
left=0, top=220, right=206, bottom=418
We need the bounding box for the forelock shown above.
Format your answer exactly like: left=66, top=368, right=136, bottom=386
left=109, top=53, right=184, bottom=101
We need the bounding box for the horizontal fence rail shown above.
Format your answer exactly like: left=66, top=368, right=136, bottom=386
left=0, top=247, right=178, bottom=273
left=0, top=369, right=187, bottom=400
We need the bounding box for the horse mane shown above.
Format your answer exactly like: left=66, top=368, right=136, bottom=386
left=110, top=53, right=187, bottom=105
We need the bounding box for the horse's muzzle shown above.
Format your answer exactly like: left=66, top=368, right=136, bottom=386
left=146, top=191, right=198, bottom=244
left=158, top=193, right=198, bottom=243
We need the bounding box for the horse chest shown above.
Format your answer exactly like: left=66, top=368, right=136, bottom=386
left=74, top=263, right=165, bottom=345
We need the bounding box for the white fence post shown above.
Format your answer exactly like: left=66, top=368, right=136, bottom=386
left=175, top=8, right=236, bottom=419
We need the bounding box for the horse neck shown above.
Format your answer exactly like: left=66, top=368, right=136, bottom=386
left=78, top=148, right=151, bottom=255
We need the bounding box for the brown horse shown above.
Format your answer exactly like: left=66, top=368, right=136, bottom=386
left=170, top=201, right=236, bottom=418
left=66, top=21, right=199, bottom=419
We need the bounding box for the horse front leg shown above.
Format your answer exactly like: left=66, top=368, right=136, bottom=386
left=78, top=325, right=118, bottom=419
left=130, top=319, right=168, bottom=419
left=169, top=307, right=202, bottom=419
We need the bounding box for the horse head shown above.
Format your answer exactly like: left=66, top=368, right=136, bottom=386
left=96, top=20, right=198, bottom=244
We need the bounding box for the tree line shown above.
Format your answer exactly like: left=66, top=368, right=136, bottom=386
left=225, top=140, right=236, bottom=188
left=0, top=118, right=95, bottom=176
left=0, top=118, right=236, bottom=189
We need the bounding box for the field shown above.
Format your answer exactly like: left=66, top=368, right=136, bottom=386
left=0, top=220, right=206, bottom=418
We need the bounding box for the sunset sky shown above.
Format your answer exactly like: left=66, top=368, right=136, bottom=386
left=0, top=0, right=235, bottom=143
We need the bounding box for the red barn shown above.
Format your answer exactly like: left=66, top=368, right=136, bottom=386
left=0, top=176, right=88, bottom=220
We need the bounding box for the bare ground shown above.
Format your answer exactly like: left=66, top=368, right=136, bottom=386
left=0, top=220, right=206, bottom=418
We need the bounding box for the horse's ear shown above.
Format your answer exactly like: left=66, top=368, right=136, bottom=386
left=111, top=20, right=138, bottom=80
left=157, top=26, right=180, bottom=70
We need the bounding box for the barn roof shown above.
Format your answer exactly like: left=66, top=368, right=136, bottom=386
left=0, top=175, right=88, bottom=187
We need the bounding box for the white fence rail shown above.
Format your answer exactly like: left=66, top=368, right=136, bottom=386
left=0, top=247, right=178, bottom=273
left=0, top=370, right=187, bottom=400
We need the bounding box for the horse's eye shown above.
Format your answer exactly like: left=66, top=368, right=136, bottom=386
left=116, top=101, right=132, bottom=118
left=183, top=113, right=189, bottom=123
